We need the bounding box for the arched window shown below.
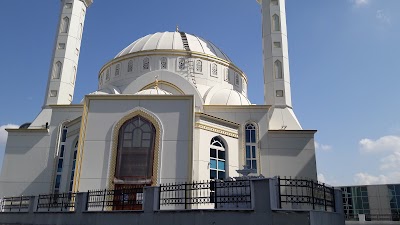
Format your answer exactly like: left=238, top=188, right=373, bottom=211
left=71, top=66, right=76, bottom=84
left=245, top=124, right=257, bottom=170
left=115, top=64, right=120, bottom=76
left=160, top=57, right=167, bottom=69
left=116, top=116, right=156, bottom=184
left=106, top=68, right=110, bottom=81
left=211, top=63, right=218, bottom=77
left=60, top=17, right=70, bottom=33
left=196, top=60, right=202, bottom=73
left=69, top=141, right=78, bottom=192
left=78, top=23, right=83, bottom=40
left=235, top=73, right=240, bottom=86
left=53, top=61, right=62, bottom=79
left=272, top=14, right=280, bottom=32
left=143, top=57, right=150, bottom=70
left=128, top=60, right=133, bottom=72
left=99, top=74, right=103, bottom=86
left=274, top=60, right=283, bottom=79
left=210, top=137, right=226, bottom=180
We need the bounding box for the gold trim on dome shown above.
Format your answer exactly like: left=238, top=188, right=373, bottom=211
left=108, top=109, right=162, bottom=189
left=195, top=122, right=238, bottom=139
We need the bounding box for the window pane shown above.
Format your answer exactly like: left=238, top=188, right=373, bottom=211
left=60, top=145, right=65, bottom=157
left=210, top=149, right=216, bottom=158
left=218, top=150, right=225, bottom=160
left=246, top=160, right=251, bottom=168
left=252, top=160, right=257, bottom=170
left=57, top=159, right=63, bottom=173
left=210, top=159, right=217, bottom=169
left=132, top=129, right=142, bottom=147
left=142, top=140, right=150, bottom=148
left=252, top=146, right=256, bottom=158
left=61, top=129, right=67, bottom=142
left=124, top=133, right=131, bottom=140
left=142, top=133, right=151, bottom=140
left=218, top=171, right=225, bottom=180
left=246, top=146, right=251, bottom=158
left=55, top=175, right=61, bottom=189
left=245, top=130, right=250, bottom=143
left=73, top=150, right=77, bottom=160
left=123, top=140, right=131, bottom=147
left=210, top=170, right=217, bottom=179
left=218, top=161, right=225, bottom=170
left=251, top=130, right=256, bottom=143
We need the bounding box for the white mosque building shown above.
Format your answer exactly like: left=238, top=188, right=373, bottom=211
left=0, top=0, right=318, bottom=197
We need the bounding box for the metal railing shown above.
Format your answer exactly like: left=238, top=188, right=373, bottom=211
left=160, top=180, right=251, bottom=209
left=36, top=193, right=76, bottom=212
left=278, top=177, right=335, bottom=212
left=87, top=186, right=145, bottom=211
left=0, top=196, right=32, bottom=212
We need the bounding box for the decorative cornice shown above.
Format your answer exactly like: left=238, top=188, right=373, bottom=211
left=196, top=112, right=240, bottom=128
left=268, top=130, right=318, bottom=134
left=204, top=105, right=271, bottom=110
left=195, top=123, right=238, bottom=139
left=6, top=128, right=49, bottom=133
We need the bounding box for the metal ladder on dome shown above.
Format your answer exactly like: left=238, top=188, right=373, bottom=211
left=179, top=31, right=197, bottom=88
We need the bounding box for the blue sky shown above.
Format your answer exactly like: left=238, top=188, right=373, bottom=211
left=1, top=0, right=400, bottom=186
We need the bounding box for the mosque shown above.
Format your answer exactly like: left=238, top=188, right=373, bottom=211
left=0, top=0, right=318, bottom=197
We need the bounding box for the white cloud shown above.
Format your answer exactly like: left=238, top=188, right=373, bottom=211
left=315, top=141, right=333, bottom=152
left=351, top=0, right=369, bottom=7
left=0, top=124, right=19, bottom=147
left=318, top=173, right=326, bottom=183
left=380, top=151, right=400, bottom=170
left=376, top=10, right=391, bottom=24
left=354, top=172, right=400, bottom=185
left=359, top=135, right=400, bottom=153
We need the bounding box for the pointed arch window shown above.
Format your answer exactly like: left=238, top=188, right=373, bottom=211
left=116, top=116, right=156, bottom=184
left=195, top=60, right=202, bottom=73
left=160, top=57, right=167, bottom=69
left=143, top=57, right=150, bottom=70
left=128, top=60, right=133, bottom=72
left=71, top=66, right=77, bottom=84
left=53, top=61, right=62, bottom=79
left=235, top=73, right=240, bottom=86
left=115, top=64, right=120, bottom=76
left=78, top=23, right=83, bottom=40
left=272, top=14, right=280, bottom=32
left=106, top=68, right=110, bottom=81
left=245, top=123, right=258, bottom=170
left=274, top=60, right=283, bottom=79
left=69, top=141, right=78, bottom=192
left=60, top=17, right=70, bottom=33
left=211, top=63, right=218, bottom=77
left=210, top=137, right=226, bottom=180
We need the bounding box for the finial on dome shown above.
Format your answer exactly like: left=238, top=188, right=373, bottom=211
left=155, top=76, right=159, bottom=90
left=176, top=25, right=179, bottom=32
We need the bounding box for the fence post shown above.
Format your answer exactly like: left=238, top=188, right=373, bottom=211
left=323, top=183, right=327, bottom=211
left=143, top=186, right=158, bottom=213
left=311, top=181, right=315, bottom=210
left=75, top=192, right=88, bottom=213
left=28, top=196, right=36, bottom=213
left=102, top=189, right=106, bottom=211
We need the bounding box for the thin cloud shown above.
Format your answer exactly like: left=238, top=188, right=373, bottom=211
left=376, top=10, right=391, bottom=24
left=354, top=172, right=400, bottom=185
left=351, top=0, right=369, bottom=7
left=359, top=135, right=400, bottom=153
left=315, top=141, right=333, bottom=152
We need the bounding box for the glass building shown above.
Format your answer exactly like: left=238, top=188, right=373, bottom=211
left=339, top=184, right=400, bottom=221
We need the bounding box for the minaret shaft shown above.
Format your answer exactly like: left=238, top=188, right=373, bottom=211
left=43, top=0, right=92, bottom=106
left=259, top=0, right=302, bottom=129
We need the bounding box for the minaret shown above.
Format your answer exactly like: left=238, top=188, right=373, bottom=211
left=258, top=0, right=302, bottom=130
left=43, top=0, right=93, bottom=106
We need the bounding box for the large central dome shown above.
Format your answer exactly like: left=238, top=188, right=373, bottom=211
left=114, top=31, right=232, bottom=62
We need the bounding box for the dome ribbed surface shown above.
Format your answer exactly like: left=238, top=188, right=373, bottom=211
left=115, top=31, right=232, bottom=62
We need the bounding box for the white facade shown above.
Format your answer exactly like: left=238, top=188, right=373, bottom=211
left=0, top=0, right=318, bottom=197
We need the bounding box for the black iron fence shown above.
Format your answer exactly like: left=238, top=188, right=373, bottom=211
left=36, top=193, right=76, bottom=212
left=0, top=196, right=32, bottom=212
left=87, top=186, right=145, bottom=211
left=159, top=180, right=251, bottom=209
left=278, top=177, right=335, bottom=212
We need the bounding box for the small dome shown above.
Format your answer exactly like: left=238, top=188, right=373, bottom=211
left=115, top=31, right=232, bottom=62
left=210, top=89, right=251, bottom=105
left=135, top=88, right=172, bottom=95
